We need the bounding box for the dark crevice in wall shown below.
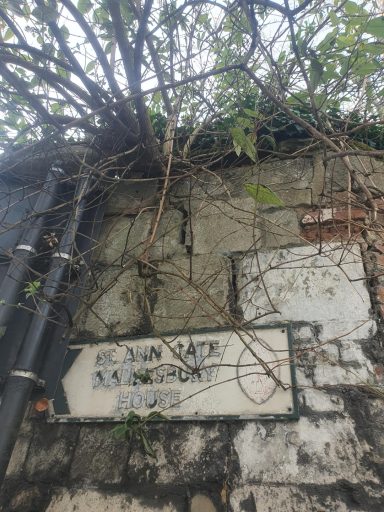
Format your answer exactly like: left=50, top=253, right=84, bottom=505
left=359, top=241, right=384, bottom=367
left=174, top=194, right=193, bottom=254
left=177, top=205, right=188, bottom=247
left=360, top=243, right=380, bottom=322
left=228, top=256, right=243, bottom=321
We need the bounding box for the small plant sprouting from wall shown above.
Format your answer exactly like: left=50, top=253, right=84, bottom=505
left=112, top=411, right=168, bottom=458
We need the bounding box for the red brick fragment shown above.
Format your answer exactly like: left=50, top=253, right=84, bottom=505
left=301, top=208, right=367, bottom=226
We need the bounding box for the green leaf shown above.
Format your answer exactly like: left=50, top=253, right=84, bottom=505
left=344, top=1, right=359, bottom=15
left=56, top=66, right=70, bottom=79
left=322, top=63, right=338, bottom=81
left=233, top=140, right=241, bottom=156
left=24, top=280, right=41, bottom=299
left=310, top=57, right=324, bottom=90
left=4, top=28, right=14, bottom=42
left=328, top=11, right=338, bottom=26
left=244, top=184, right=284, bottom=206
left=51, top=102, right=63, bottom=114
left=32, top=5, right=58, bottom=23
left=361, top=42, right=384, bottom=55
left=317, top=29, right=337, bottom=51
left=111, top=424, right=128, bottom=439
left=77, top=0, right=92, bottom=14
left=364, top=17, right=384, bottom=38
left=140, top=431, right=156, bottom=458
left=146, top=411, right=169, bottom=422
left=259, top=134, right=276, bottom=150
left=353, top=60, right=381, bottom=76
left=85, top=60, right=96, bottom=73
left=230, top=127, right=256, bottom=162
left=60, top=25, right=70, bottom=41
left=243, top=108, right=260, bottom=119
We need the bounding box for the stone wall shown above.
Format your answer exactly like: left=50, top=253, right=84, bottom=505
left=2, top=151, right=384, bottom=511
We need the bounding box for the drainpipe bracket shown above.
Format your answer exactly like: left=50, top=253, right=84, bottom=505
left=51, top=251, right=72, bottom=262
left=9, top=370, right=46, bottom=389
left=14, top=245, right=37, bottom=255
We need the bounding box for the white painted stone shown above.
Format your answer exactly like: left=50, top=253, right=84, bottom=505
left=315, top=319, right=376, bottom=343
left=239, top=243, right=371, bottom=327
left=299, top=388, right=344, bottom=412
left=295, top=337, right=374, bottom=387
left=313, top=355, right=373, bottom=386
left=293, top=325, right=314, bottom=342
left=46, top=489, right=178, bottom=511
left=233, top=417, right=378, bottom=485
left=230, top=484, right=351, bottom=512
left=340, top=340, right=371, bottom=363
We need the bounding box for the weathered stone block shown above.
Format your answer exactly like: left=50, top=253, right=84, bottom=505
left=257, top=158, right=314, bottom=190
left=5, top=433, right=31, bottom=477
left=46, top=489, right=184, bottom=511
left=126, top=423, right=228, bottom=486
left=5, top=417, right=33, bottom=477
left=24, top=423, right=79, bottom=483
left=74, top=266, right=149, bottom=338
left=151, top=254, right=231, bottom=332
left=69, top=425, right=130, bottom=485
left=260, top=209, right=300, bottom=248
left=185, top=198, right=261, bottom=255
left=190, top=494, right=217, bottom=512
left=5, top=485, right=47, bottom=512
left=99, top=209, right=185, bottom=264
left=169, top=166, right=255, bottom=201
left=150, top=209, right=186, bottom=260
left=99, top=214, right=151, bottom=264
left=324, top=154, right=384, bottom=195
left=232, top=417, right=378, bottom=485
left=311, top=152, right=327, bottom=202
left=171, top=159, right=314, bottom=205
left=239, top=243, right=371, bottom=326
left=273, top=188, right=312, bottom=207
left=105, top=176, right=159, bottom=215
left=366, top=399, right=384, bottom=465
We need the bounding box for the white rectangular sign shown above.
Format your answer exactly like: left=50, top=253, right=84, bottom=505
left=50, top=326, right=298, bottom=421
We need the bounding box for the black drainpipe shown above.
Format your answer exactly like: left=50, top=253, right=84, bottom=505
left=0, top=165, right=64, bottom=338
left=0, top=173, right=94, bottom=485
